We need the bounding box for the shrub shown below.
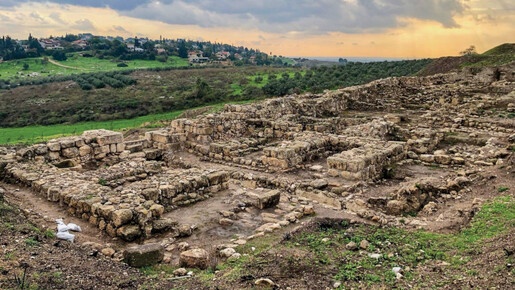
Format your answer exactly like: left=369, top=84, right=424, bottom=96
left=80, top=83, right=93, bottom=90
left=156, top=55, right=168, bottom=63
left=117, top=63, right=128, bottom=67
left=498, top=187, right=509, bottom=192
left=52, top=50, right=67, bottom=61
left=91, top=79, right=106, bottom=89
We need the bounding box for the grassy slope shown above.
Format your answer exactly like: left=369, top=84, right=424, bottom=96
left=418, top=43, right=514, bottom=76
left=461, top=43, right=515, bottom=68
left=0, top=110, right=183, bottom=145
left=0, top=99, right=258, bottom=145
left=0, top=54, right=188, bottom=80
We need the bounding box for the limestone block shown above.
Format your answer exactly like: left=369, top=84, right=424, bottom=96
left=112, top=209, right=133, bottom=227
left=62, top=147, right=79, bottom=158
left=248, top=190, right=281, bottom=209
left=179, top=248, right=209, bottom=269
left=79, top=145, right=91, bottom=156
left=47, top=142, right=61, bottom=152
left=117, top=225, right=142, bottom=242
left=124, top=243, right=164, bottom=267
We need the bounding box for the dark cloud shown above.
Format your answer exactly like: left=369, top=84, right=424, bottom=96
left=0, top=0, right=467, bottom=34
left=0, top=0, right=155, bottom=11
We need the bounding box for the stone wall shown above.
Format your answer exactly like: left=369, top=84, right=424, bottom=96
left=327, top=141, right=406, bottom=181
left=2, top=160, right=229, bottom=241
left=15, top=130, right=136, bottom=164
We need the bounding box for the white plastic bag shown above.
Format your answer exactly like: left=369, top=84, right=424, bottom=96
left=55, top=219, right=78, bottom=242
left=66, top=223, right=82, bottom=232
left=56, top=219, right=69, bottom=232
left=56, top=231, right=75, bottom=243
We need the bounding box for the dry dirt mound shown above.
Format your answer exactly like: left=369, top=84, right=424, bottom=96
left=417, top=56, right=469, bottom=76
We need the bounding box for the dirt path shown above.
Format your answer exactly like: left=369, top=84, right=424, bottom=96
left=1, top=182, right=120, bottom=248
left=47, top=58, right=85, bottom=70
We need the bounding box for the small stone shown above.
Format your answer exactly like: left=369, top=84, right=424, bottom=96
left=220, top=248, right=236, bottom=258
left=333, top=281, right=341, bottom=288
left=101, top=248, right=115, bottom=257
left=346, top=241, right=358, bottom=251
left=302, top=205, right=315, bottom=215
left=359, top=240, right=370, bottom=250
left=177, top=224, right=193, bottom=237
left=255, top=278, right=275, bottom=287
left=368, top=253, right=381, bottom=259
left=310, top=179, right=328, bottom=189
left=228, top=253, right=242, bottom=261
left=219, top=218, right=234, bottom=226
left=234, top=239, right=247, bottom=245
left=179, top=248, right=209, bottom=269
left=173, top=268, right=188, bottom=276
left=178, top=242, right=189, bottom=251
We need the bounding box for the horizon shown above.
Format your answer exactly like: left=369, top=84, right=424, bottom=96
left=0, top=1, right=513, bottom=58
left=3, top=31, right=510, bottom=60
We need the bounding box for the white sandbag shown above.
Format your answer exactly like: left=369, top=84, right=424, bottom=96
left=56, top=219, right=69, bottom=232
left=57, top=224, right=69, bottom=232
left=56, top=231, right=75, bottom=243
left=66, top=223, right=82, bottom=232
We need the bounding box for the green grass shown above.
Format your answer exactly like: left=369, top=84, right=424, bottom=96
left=43, top=229, right=56, bottom=238
left=24, top=237, right=39, bottom=246
left=0, top=99, right=261, bottom=145
left=461, top=43, right=515, bottom=68
left=61, top=54, right=188, bottom=72
left=498, top=186, right=509, bottom=192
left=0, top=54, right=188, bottom=81
left=0, top=110, right=184, bottom=145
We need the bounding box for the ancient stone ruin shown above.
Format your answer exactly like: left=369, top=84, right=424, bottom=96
left=0, top=63, right=513, bottom=269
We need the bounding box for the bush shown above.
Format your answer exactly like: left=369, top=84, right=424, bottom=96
left=52, top=50, right=67, bottom=61
left=91, top=79, right=106, bottom=89
left=79, top=83, right=93, bottom=90
left=156, top=55, right=168, bottom=63
left=117, top=63, right=128, bottom=67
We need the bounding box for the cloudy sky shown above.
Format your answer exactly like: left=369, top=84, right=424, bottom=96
left=0, top=0, right=513, bottom=57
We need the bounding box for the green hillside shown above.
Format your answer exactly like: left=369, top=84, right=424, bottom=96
left=461, top=43, right=515, bottom=68
left=417, top=43, right=515, bottom=76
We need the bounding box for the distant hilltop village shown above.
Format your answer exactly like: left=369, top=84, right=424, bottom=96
left=0, top=33, right=294, bottom=66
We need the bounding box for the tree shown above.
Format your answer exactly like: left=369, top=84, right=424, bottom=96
left=134, top=36, right=140, bottom=48
left=52, top=50, right=67, bottom=61
left=178, top=41, right=188, bottom=58
left=142, top=41, right=155, bottom=52
left=63, top=34, right=79, bottom=42
left=460, top=45, right=477, bottom=56
left=23, top=63, right=29, bottom=70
